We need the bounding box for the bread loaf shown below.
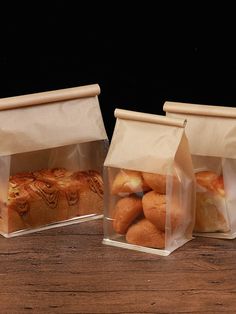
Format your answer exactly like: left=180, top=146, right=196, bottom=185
left=110, top=168, right=187, bottom=250
left=3, top=168, right=103, bottom=233
left=112, top=195, right=143, bottom=234
left=194, top=192, right=229, bottom=232
left=126, top=218, right=165, bottom=249
left=194, top=171, right=229, bottom=232
left=142, top=172, right=166, bottom=194
left=142, top=190, right=182, bottom=232
left=195, top=171, right=225, bottom=196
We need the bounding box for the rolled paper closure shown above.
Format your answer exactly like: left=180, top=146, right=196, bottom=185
left=114, top=108, right=186, bottom=128
left=164, top=101, right=236, bottom=118
left=0, top=84, right=100, bottom=110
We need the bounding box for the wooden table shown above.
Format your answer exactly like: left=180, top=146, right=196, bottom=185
left=0, top=219, right=236, bottom=313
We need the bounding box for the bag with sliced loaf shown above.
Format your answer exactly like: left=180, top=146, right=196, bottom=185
left=103, top=109, right=195, bottom=256
left=164, top=101, right=236, bottom=239
left=0, top=84, right=108, bottom=237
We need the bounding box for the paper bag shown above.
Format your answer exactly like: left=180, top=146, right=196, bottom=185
left=164, top=101, right=236, bottom=239
left=0, top=84, right=108, bottom=237
left=103, top=109, right=195, bottom=256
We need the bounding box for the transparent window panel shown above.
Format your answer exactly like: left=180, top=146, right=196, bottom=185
left=103, top=165, right=194, bottom=256
left=0, top=140, right=108, bottom=237
left=192, top=155, right=234, bottom=238
left=0, top=155, right=11, bottom=234
left=165, top=164, right=195, bottom=252
left=222, top=158, right=236, bottom=237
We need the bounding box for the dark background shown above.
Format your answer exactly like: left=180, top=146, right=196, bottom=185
left=1, top=3, right=236, bottom=140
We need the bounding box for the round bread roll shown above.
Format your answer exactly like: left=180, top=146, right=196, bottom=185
left=195, top=171, right=225, bottom=196
left=142, top=190, right=182, bottom=231
left=111, top=169, right=150, bottom=195
left=194, top=171, right=228, bottom=232
left=126, top=218, right=165, bottom=249
left=142, top=172, right=166, bottom=194
left=194, top=192, right=229, bottom=232
left=112, top=195, right=143, bottom=234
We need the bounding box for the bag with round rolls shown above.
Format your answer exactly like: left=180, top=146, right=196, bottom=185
left=164, top=101, right=236, bottom=239
left=102, top=108, right=195, bottom=256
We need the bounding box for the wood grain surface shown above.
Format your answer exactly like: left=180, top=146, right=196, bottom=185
left=0, top=219, right=236, bottom=314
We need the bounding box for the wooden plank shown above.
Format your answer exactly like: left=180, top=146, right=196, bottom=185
left=0, top=220, right=236, bottom=313
left=0, top=290, right=236, bottom=313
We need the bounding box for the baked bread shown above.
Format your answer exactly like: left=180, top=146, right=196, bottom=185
left=194, top=171, right=229, bottom=232
left=195, top=171, right=225, bottom=196
left=112, top=195, right=143, bottom=234
left=142, top=172, right=166, bottom=194
left=111, top=169, right=150, bottom=195
left=126, top=218, right=165, bottom=249
left=2, top=168, right=103, bottom=233
left=69, top=170, right=103, bottom=216
left=194, top=192, right=229, bottom=232
left=142, top=190, right=182, bottom=232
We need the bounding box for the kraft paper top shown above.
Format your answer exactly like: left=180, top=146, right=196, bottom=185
left=0, top=85, right=107, bottom=156
left=114, top=108, right=186, bottom=127
left=163, top=101, right=236, bottom=118
left=0, top=84, right=100, bottom=110
left=104, top=109, right=187, bottom=174
left=164, top=101, right=236, bottom=158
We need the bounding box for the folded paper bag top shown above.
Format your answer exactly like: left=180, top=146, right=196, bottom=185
left=163, top=101, right=236, bottom=239
left=103, top=108, right=195, bottom=256
left=163, top=101, right=236, bottom=159
left=0, top=84, right=107, bottom=156
left=105, top=108, right=189, bottom=175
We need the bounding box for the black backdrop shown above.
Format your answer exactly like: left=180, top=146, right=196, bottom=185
left=1, top=3, right=236, bottom=140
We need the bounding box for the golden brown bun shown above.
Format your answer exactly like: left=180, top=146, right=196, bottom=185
left=126, top=218, right=165, bottom=249
left=194, top=192, right=229, bottom=232
left=195, top=171, right=225, bottom=196
left=194, top=171, right=228, bottom=232
left=111, top=169, right=150, bottom=195
left=142, top=190, right=182, bottom=232
left=5, top=168, right=103, bottom=233
left=142, top=172, right=166, bottom=194
left=112, top=195, right=143, bottom=234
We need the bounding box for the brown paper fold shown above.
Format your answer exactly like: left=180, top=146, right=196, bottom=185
left=0, top=84, right=107, bottom=156
left=105, top=109, right=187, bottom=175
left=115, top=108, right=186, bottom=127
left=0, top=84, right=100, bottom=111
left=164, top=101, right=236, bottom=118
left=163, top=101, right=236, bottom=159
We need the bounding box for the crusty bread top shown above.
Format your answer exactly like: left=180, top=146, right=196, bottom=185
left=111, top=169, right=150, bottom=195
left=142, top=172, right=166, bottom=194
left=33, top=168, right=73, bottom=181
left=8, top=168, right=103, bottom=210
left=195, top=171, right=225, bottom=196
